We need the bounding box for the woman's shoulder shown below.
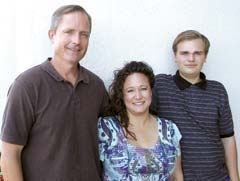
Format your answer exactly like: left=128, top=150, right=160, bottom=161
left=155, top=116, right=182, bottom=143
left=156, top=116, right=177, bottom=128
left=98, top=116, right=126, bottom=150
left=98, top=116, right=120, bottom=128
left=98, top=116, right=121, bottom=137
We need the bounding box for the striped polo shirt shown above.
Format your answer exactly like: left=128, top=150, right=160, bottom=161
left=152, top=71, right=234, bottom=181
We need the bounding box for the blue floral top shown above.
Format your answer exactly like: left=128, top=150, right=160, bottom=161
left=98, top=116, right=182, bottom=181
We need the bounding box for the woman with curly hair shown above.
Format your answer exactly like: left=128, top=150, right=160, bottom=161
left=98, top=61, right=183, bottom=180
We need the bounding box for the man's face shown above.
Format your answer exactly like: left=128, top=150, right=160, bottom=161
left=174, top=39, right=207, bottom=81
left=48, top=12, right=91, bottom=65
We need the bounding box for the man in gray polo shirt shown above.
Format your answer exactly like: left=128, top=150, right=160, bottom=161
left=0, top=5, right=109, bottom=181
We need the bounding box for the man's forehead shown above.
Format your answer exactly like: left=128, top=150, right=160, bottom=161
left=178, top=39, right=204, bottom=48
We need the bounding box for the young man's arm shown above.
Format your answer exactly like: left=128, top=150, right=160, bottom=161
left=1, top=141, right=24, bottom=181
left=222, top=135, right=240, bottom=181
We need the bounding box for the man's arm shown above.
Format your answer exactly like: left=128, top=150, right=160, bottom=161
left=0, top=141, right=24, bottom=181
left=222, top=135, right=240, bottom=181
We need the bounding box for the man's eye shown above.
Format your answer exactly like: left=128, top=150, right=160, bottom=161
left=80, top=33, right=90, bottom=38
left=180, top=52, right=188, bottom=55
left=64, top=30, right=73, bottom=34
left=195, top=52, right=204, bottom=56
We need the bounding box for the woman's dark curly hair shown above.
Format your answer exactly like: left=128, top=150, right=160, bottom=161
left=108, top=61, right=156, bottom=139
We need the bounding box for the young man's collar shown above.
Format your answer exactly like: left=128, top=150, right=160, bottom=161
left=173, top=70, right=207, bottom=90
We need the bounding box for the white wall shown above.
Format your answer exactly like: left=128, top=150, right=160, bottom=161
left=1, top=0, right=240, bottom=170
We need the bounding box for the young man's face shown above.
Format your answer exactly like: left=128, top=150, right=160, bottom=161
left=174, top=39, right=207, bottom=82
left=48, top=12, right=91, bottom=65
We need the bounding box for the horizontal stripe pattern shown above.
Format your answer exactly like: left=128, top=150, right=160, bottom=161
left=152, top=74, right=234, bottom=181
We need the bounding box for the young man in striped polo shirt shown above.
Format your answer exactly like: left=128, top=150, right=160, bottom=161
left=152, top=30, right=239, bottom=181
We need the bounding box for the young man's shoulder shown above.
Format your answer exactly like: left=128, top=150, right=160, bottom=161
left=206, top=79, right=226, bottom=89
left=155, top=73, right=174, bottom=82
left=155, top=73, right=173, bottom=78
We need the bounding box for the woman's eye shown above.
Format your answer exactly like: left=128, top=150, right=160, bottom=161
left=140, top=87, right=148, bottom=91
left=127, top=89, right=134, bottom=93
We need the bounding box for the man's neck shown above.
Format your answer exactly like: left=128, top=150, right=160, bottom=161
left=180, top=72, right=201, bottom=84
left=50, top=58, right=79, bottom=85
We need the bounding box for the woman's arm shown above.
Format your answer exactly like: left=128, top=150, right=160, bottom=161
left=171, top=146, right=183, bottom=181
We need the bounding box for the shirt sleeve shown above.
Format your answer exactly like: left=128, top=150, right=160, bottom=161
left=157, top=118, right=182, bottom=156
left=218, top=83, right=234, bottom=137
left=98, top=117, right=119, bottom=161
left=1, top=79, right=35, bottom=145
left=171, top=122, right=182, bottom=156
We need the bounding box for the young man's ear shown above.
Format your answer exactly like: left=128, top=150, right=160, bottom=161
left=204, top=54, right=208, bottom=61
left=173, top=54, right=178, bottom=63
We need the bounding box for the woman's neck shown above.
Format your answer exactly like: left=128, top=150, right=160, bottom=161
left=126, top=114, right=158, bottom=148
left=128, top=113, right=152, bottom=127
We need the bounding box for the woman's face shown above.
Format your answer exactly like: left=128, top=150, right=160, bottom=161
left=123, top=73, right=152, bottom=116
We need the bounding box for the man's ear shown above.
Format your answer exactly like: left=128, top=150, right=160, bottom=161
left=204, top=54, right=208, bottom=62
left=48, top=30, right=56, bottom=43
left=173, top=54, right=177, bottom=63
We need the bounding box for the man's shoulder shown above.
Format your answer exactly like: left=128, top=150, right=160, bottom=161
left=9, top=61, right=51, bottom=94
left=206, top=79, right=226, bottom=89
left=155, top=73, right=173, bottom=79
left=81, top=66, right=104, bottom=83
left=15, top=63, right=43, bottom=83
left=155, top=73, right=174, bottom=84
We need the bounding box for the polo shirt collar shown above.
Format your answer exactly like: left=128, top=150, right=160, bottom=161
left=173, top=70, right=207, bottom=90
left=41, top=58, right=90, bottom=84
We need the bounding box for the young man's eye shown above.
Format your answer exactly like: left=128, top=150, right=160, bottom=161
left=194, top=51, right=204, bottom=56
left=180, top=52, right=188, bottom=55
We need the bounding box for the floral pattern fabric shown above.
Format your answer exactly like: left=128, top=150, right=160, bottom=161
left=98, top=116, right=181, bottom=181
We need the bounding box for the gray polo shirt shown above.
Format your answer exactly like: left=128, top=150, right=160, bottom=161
left=1, top=59, right=109, bottom=181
